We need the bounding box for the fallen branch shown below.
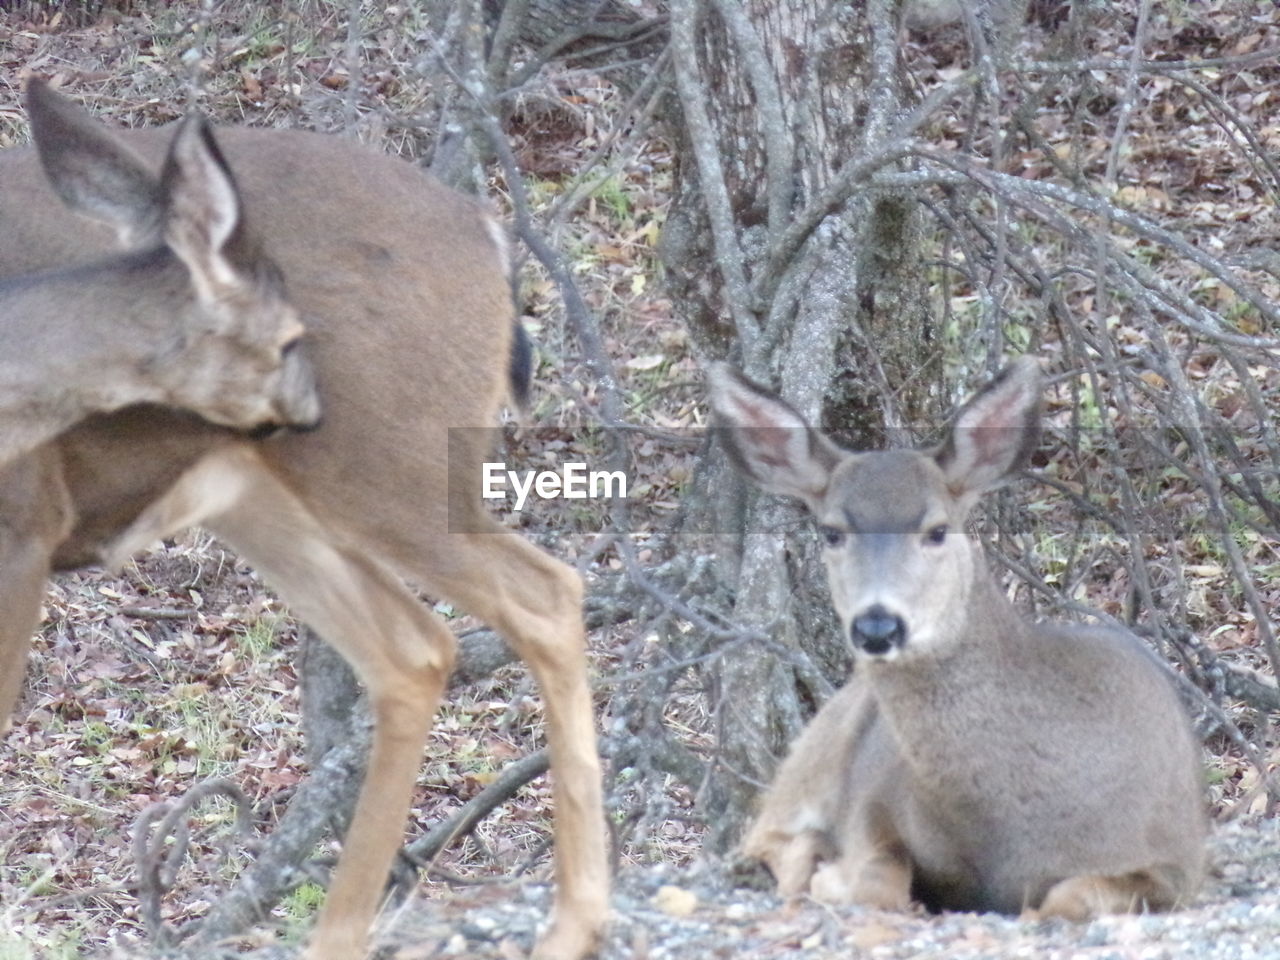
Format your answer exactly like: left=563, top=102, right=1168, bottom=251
left=133, top=779, right=252, bottom=947
left=401, top=748, right=551, bottom=869
left=190, top=738, right=366, bottom=946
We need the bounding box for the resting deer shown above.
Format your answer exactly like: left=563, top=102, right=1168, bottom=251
left=709, top=358, right=1206, bottom=920
left=0, top=83, right=607, bottom=959
left=0, top=79, right=320, bottom=468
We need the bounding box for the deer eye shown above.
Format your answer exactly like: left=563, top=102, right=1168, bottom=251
left=924, top=524, right=948, bottom=546
left=819, top=525, right=846, bottom=548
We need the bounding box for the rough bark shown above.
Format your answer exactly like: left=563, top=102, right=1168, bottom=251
left=657, top=0, right=924, bottom=853
left=657, top=0, right=1037, bottom=852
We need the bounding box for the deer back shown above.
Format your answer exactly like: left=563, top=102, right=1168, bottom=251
left=1, top=121, right=515, bottom=564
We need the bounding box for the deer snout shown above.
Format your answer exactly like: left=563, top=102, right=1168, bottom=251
left=851, top=605, right=906, bottom=656
left=272, top=342, right=323, bottom=431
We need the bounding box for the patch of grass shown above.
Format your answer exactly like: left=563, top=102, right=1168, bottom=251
left=591, top=174, right=634, bottom=221
left=282, top=880, right=326, bottom=921
left=0, top=896, right=88, bottom=960
left=234, top=616, right=285, bottom=664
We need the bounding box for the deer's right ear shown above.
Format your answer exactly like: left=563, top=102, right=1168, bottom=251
left=707, top=363, right=840, bottom=508
left=25, top=78, right=164, bottom=246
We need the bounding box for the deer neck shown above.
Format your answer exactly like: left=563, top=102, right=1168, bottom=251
left=863, top=559, right=1028, bottom=789
left=0, top=252, right=184, bottom=427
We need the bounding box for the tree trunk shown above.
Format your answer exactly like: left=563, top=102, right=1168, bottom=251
left=659, top=0, right=938, bottom=854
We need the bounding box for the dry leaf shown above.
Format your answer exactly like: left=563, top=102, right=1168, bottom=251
left=849, top=921, right=902, bottom=949
left=652, top=884, right=698, bottom=917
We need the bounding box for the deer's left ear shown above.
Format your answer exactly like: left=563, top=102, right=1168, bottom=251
left=935, top=357, right=1042, bottom=498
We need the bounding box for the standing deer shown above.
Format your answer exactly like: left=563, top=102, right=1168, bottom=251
left=0, top=79, right=320, bottom=467
left=709, top=358, right=1206, bottom=920
left=0, top=83, right=607, bottom=959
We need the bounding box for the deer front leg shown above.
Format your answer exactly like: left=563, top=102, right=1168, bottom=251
left=0, top=455, right=71, bottom=732
left=0, top=549, right=49, bottom=735
left=754, top=828, right=829, bottom=900
left=1031, top=868, right=1188, bottom=921
left=810, top=846, right=914, bottom=911
left=808, top=799, right=914, bottom=911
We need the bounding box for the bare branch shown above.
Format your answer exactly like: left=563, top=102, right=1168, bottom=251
left=133, top=779, right=253, bottom=947
left=916, top=149, right=1280, bottom=347
left=192, top=744, right=366, bottom=945
left=1017, top=45, right=1280, bottom=75
left=669, top=0, right=760, bottom=348
left=709, top=0, right=794, bottom=236
left=403, top=749, right=551, bottom=867
left=755, top=71, right=978, bottom=302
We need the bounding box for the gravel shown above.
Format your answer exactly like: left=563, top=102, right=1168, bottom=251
left=371, top=817, right=1279, bottom=960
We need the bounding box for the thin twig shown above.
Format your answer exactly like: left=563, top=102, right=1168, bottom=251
left=1017, top=45, right=1280, bottom=75
left=133, top=779, right=252, bottom=946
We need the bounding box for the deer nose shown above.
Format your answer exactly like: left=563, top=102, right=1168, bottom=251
left=275, top=343, right=323, bottom=431
left=851, top=605, right=906, bottom=655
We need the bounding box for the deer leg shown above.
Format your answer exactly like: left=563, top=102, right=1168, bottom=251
left=811, top=845, right=914, bottom=911
left=752, top=828, right=828, bottom=899
left=186, top=459, right=454, bottom=960
left=1032, top=868, right=1186, bottom=921
left=293, top=558, right=453, bottom=960
left=209, top=556, right=452, bottom=960
left=112, top=445, right=604, bottom=957
left=0, top=455, right=72, bottom=732
left=809, top=800, right=913, bottom=911
left=415, top=529, right=608, bottom=960
left=0, top=538, right=54, bottom=734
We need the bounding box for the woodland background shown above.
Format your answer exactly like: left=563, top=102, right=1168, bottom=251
left=0, top=1, right=1278, bottom=957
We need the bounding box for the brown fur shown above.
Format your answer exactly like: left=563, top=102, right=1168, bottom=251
left=0, top=80, right=319, bottom=466
left=0, top=86, right=607, bottom=960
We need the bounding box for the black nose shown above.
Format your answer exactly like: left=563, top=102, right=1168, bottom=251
left=246, top=421, right=285, bottom=441
left=851, top=605, right=906, bottom=655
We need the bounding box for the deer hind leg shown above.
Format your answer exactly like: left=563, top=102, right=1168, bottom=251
left=124, top=449, right=457, bottom=960
left=0, top=538, right=52, bottom=735
left=403, top=527, right=608, bottom=960
left=1032, top=868, right=1188, bottom=921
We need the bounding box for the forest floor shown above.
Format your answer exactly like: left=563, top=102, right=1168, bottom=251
left=197, top=818, right=1280, bottom=960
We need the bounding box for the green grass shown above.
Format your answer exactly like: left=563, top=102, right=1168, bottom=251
left=234, top=616, right=285, bottom=664
left=0, top=902, right=88, bottom=959
left=283, top=880, right=326, bottom=920
left=591, top=175, right=634, bottom=221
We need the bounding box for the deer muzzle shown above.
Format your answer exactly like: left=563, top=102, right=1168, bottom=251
left=273, top=341, right=323, bottom=431
left=851, top=604, right=906, bottom=656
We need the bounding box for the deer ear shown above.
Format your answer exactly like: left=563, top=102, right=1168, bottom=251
left=935, top=357, right=1042, bottom=498
left=25, top=77, right=164, bottom=246
left=158, top=113, right=248, bottom=306
left=707, top=363, right=840, bottom=509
